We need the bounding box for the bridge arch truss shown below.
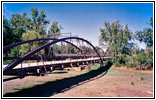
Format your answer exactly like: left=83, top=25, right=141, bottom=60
left=3, top=37, right=105, bottom=74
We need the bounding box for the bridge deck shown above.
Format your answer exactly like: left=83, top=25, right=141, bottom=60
left=3, top=57, right=110, bottom=70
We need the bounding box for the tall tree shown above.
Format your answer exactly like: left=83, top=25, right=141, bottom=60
left=135, top=17, right=153, bottom=48
left=47, top=21, right=63, bottom=55
left=135, top=18, right=153, bottom=68
left=20, top=30, right=44, bottom=55
left=3, top=7, right=64, bottom=64
left=30, top=7, right=50, bottom=56
left=48, top=21, right=63, bottom=38
left=99, top=21, right=133, bottom=64
left=31, top=7, right=50, bottom=36
left=3, top=19, right=14, bottom=46
left=10, top=13, right=31, bottom=42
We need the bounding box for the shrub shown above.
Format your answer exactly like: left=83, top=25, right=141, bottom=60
left=131, top=82, right=134, bottom=85
left=140, top=77, right=144, bottom=80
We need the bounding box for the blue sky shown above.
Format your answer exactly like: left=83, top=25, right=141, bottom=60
left=3, top=3, right=153, bottom=48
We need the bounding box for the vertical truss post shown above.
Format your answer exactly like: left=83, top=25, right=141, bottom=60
left=21, top=62, right=22, bottom=69
left=40, top=55, right=47, bottom=74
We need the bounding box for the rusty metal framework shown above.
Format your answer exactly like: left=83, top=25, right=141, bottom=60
left=3, top=37, right=105, bottom=75
left=4, top=38, right=87, bottom=60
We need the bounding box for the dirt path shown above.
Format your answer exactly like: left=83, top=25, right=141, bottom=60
left=3, top=65, right=153, bottom=97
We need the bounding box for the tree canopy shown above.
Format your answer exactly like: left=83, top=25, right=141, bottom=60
left=135, top=17, right=153, bottom=48
left=99, top=18, right=153, bottom=69
left=48, top=21, right=63, bottom=38
left=3, top=7, right=59, bottom=58
left=99, top=21, right=133, bottom=63
left=20, top=30, right=44, bottom=55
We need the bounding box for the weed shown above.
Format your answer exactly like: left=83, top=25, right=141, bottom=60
left=140, top=77, right=144, bottom=80
left=131, top=82, right=134, bottom=85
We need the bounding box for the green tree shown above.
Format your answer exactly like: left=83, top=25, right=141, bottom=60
left=146, top=49, right=153, bottom=67
left=31, top=7, right=50, bottom=36
left=135, top=17, right=153, bottom=47
left=136, top=51, right=147, bottom=66
left=3, top=19, right=14, bottom=46
left=47, top=21, right=63, bottom=55
left=52, top=44, right=62, bottom=55
left=48, top=21, right=63, bottom=38
left=20, top=30, right=44, bottom=55
left=3, top=7, right=66, bottom=62
left=30, top=7, right=51, bottom=56
left=10, top=13, right=31, bottom=42
left=99, top=21, right=133, bottom=65
left=3, top=17, right=25, bottom=59
left=135, top=18, right=153, bottom=69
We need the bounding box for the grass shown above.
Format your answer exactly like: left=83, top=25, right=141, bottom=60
left=106, top=67, right=148, bottom=77
left=91, top=64, right=100, bottom=70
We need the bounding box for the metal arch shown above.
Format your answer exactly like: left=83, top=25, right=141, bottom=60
left=3, top=38, right=86, bottom=58
left=4, top=38, right=81, bottom=52
left=4, top=38, right=51, bottom=51
left=3, top=37, right=103, bottom=74
left=104, top=48, right=110, bottom=57
left=96, top=47, right=105, bottom=57
left=96, top=47, right=110, bottom=57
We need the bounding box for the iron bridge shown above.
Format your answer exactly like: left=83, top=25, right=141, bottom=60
left=3, top=37, right=111, bottom=78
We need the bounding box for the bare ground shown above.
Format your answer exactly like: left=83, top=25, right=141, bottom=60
left=54, top=66, right=153, bottom=97
left=3, top=64, right=153, bottom=97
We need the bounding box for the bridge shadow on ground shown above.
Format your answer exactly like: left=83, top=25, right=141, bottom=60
left=3, top=71, right=68, bottom=82
left=3, top=61, right=112, bottom=97
left=3, top=76, right=19, bottom=82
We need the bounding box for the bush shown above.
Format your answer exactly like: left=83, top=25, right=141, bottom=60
left=131, top=82, right=134, bottom=85
left=136, top=52, right=147, bottom=65
left=136, top=50, right=153, bottom=69
left=114, top=58, right=121, bottom=67
left=125, top=55, right=138, bottom=68
left=145, top=49, right=153, bottom=68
